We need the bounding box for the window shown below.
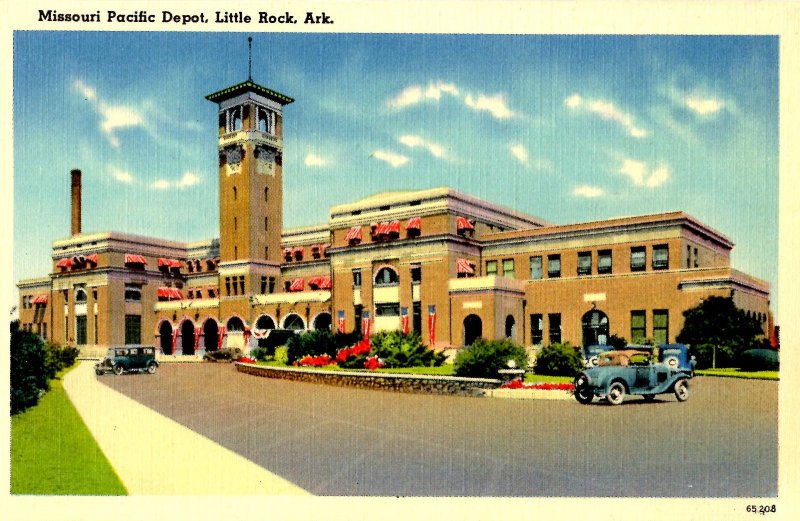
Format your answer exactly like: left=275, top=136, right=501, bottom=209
left=225, top=277, right=231, bottom=296
left=547, top=254, right=561, bottom=278
left=530, top=314, right=543, bottom=344
left=375, top=303, right=401, bottom=317
left=598, top=250, right=612, bottom=274
left=261, top=276, right=267, bottom=294
left=686, top=245, right=691, bottom=269
left=502, top=259, right=515, bottom=278
left=652, top=244, right=669, bottom=270
left=94, top=315, right=98, bottom=345
left=529, top=256, right=542, bottom=279
left=239, top=276, right=245, bottom=294
left=694, top=247, right=699, bottom=268
left=631, top=310, right=646, bottom=344
left=548, top=313, right=561, bottom=344
left=75, top=288, right=87, bottom=303
left=374, top=267, right=399, bottom=285
left=486, top=260, right=498, bottom=276
left=76, top=316, right=87, bottom=346
left=124, top=285, right=141, bottom=302
left=411, top=265, right=421, bottom=284
left=125, top=315, right=141, bottom=345
left=352, top=269, right=362, bottom=288
left=653, top=310, right=669, bottom=345
left=269, top=277, right=276, bottom=294
left=265, top=217, right=268, bottom=231
left=234, top=217, right=237, bottom=231
left=630, top=246, right=646, bottom=272
left=264, top=187, right=269, bottom=203
left=354, top=304, right=363, bottom=335
left=577, top=251, right=592, bottom=276
left=265, top=246, right=269, bottom=260
left=233, top=186, right=237, bottom=200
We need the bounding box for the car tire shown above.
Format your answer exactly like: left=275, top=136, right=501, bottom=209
left=112, top=364, right=124, bottom=376
left=95, top=369, right=103, bottom=376
left=674, top=379, right=690, bottom=402
left=606, top=381, right=626, bottom=405
left=147, top=363, right=157, bottom=374
left=574, top=375, right=593, bottom=404
left=643, top=394, right=656, bottom=402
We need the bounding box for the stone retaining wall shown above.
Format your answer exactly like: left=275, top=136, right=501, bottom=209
left=235, top=363, right=501, bottom=396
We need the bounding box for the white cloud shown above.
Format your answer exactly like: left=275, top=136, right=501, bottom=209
left=573, top=185, right=605, bottom=198
left=371, top=150, right=409, bottom=168
left=464, top=93, right=514, bottom=119
left=565, top=93, right=648, bottom=138
left=425, top=82, right=459, bottom=100
left=176, top=172, right=200, bottom=188
left=73, top=78, right=146, bottom=148
left=684, top=95, right=725, bottom=116
left=109, top=165, right=133, bottom=184
left=150, top=171, right=202, bottom=190
left=618, top=158, right=669, bottom=188
left=151, top=179, right=171, bottom=190
left=509, top=144, right=529, bottom=163
left=398, top=135, right=446, bottom=159
left=73, top=79, right=96, bottom=101
left=386, top=81, right=459, bottom=110
left=304, top=153, right=328, bottom=167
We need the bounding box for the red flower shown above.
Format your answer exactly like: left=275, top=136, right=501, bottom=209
left=237, top=356, right=257, bottom=364
left=500, top=381, right=575, bottom=391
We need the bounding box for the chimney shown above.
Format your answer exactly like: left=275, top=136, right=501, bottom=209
left=71, top=169, right=81, bottom=236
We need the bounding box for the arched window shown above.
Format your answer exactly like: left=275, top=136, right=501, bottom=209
left=505, top=315, right=516, bottom=339
left=255, top=315, right=276, bottom=330
left=582, top=310, right=609, bottom=347
left=226, top=316, right=245, bottom=332
left=374, top=266, right=399, bottom=286
left=313, top=313, right=332, bottom=331
left=74, top=288, right=88, bottom=303
left=282, top=314, right=306, bottom=331
left=464, top=314, right=483, bottom=346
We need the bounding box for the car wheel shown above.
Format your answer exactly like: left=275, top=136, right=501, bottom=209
left=95, top=369, right=103, bottom=376
left=674, top=379, right=690, bottom=402
left=112, top=364, right=124, bottom=376
left=146, top=363, right=157, bottom=374
left=574, top=375, right=593, bottom=404
left=643, top=394, right=656, bottom=402
left=606, top=381, right=626, bottom=405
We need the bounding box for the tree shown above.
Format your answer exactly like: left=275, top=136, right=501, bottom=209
left=676, top=296, right=765, bottom=369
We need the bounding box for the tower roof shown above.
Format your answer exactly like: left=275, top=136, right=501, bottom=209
left=205, top=80, right=294, bottom=105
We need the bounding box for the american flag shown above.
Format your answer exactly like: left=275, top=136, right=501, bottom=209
left=428, top=305, right=436, bottom=346
left=401, top=307, right=409, bottom=335
left=337, top=310, right=345, bottom=334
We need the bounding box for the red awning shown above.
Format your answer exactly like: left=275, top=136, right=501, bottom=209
left=86, top=254, right=98, bottom=265
left=56, top=258, right=73, bottom=268
left=311, top=244, right=320, bottom=252
left=289, top=278, right=304, bottom=292
left=318, top=275, right=332, bottom=290
left=386, top=220, right=400, bottom=234
left=125, top=254, right=148, bottom=265
left=32, top=294, right=49, bottom=305
left=307, top=276, right=322, bottom=289
left=345, top=226, right=363, bottom=242
left=169, top=259, right=182, bottom=269
left=456, top=216, right=474, bottom=231
left=320, top=243, right=330, bottom=254
left=456, top=258, right=476, bottom=274
left=406, top=216, right=422, bottom=230
left=158, top=257, right=170, bottom=267
left=157, top=287, right=183, bottom=300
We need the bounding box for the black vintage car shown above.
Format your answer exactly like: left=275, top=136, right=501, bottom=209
left=95, top=346, right=159, bottom=375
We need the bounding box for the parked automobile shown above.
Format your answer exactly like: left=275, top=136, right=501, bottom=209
left=95, top=346, right=159, bottom=375
left=573, top=344, right=696, bottom=405
left=581, top=344, right=607, bottom=367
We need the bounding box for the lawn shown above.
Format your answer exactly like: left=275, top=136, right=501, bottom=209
left=11, top=365, right=127, bottom=495
left=695, top=368, right=779, bottom=380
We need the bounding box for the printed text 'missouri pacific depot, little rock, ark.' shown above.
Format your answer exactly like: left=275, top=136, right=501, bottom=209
left=37, top=9, right=334, bottom=25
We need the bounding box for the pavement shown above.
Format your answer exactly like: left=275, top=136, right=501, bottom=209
left=62, top=361, right=309, bottom=495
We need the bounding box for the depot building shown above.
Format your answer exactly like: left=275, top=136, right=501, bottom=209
left=16, top=77, right=773, bottom=357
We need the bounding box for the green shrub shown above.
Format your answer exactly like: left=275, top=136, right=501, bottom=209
left=286, top=330, right=337, bottom=364
left=691, top=343, right=735, bottom=369
left=274, top=346, right=289, bottom=365
left=251, top=347, right=271, bottom=361
left=11, top=326, right=51, bottom=414
left=370, top=330, right=447, bottom=368
left=454, top=338, right=528, bottom=379
left=534, top=342, right=584, bottom=376
left=203, top=347, right=242, bottom=362
left=738, top=349, right=779, bottom=371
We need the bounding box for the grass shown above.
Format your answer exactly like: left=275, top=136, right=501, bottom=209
left=523, top=373, right=574, bottom=384
left=695, top=368, right=779, bottom=380
left=11, top=365, right=128, bottom=495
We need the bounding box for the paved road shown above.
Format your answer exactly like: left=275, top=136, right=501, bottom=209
left=99, top=364, right=778, bottom=497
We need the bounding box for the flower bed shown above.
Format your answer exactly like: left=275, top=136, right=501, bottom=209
left=500, top=380, right=574, bottom=391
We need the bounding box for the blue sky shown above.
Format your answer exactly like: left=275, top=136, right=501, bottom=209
left=13, top=32, right=778, bottom=299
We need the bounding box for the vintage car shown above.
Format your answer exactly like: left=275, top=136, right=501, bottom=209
left=95, top=346, right=159, bottom=375
left=573, top=344, right=695, bottom=405
left=581, top=344, right=608, bottom=367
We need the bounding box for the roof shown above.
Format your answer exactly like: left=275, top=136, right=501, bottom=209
left=205, top=80, right=294, bottom=105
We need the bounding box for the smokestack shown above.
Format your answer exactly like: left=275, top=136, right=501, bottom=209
left=71, top=169, right=81, bottom=236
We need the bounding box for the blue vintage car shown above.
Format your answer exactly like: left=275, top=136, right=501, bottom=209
left=581, top=344, right=608, bottom=367
left=573, top=344, right=696, bottom=405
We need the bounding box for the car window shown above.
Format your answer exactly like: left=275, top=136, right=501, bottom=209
left=630, top=354, right=650, bottom=365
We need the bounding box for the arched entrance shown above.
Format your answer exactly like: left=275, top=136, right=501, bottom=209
left=313, top=312, right=332, bottom=331
left=282, top=313, right=305, bottom=331
left=505, top=315, right=516, bottom=340
left=202, top=319, right=219, bottom=352
left=582, top=309, right=609, bottom=346
left=180, top=320, right=195, bottom=355
left=226, top=316, right=246, bottom=350
left=254, top=315, right=276, bottom=348
left=158, top=321, right=173, bottom=355
left=463, top=314, right=483, bottom=346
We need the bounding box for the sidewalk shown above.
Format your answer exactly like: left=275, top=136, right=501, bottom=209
left=62, top=361, right=309, bottom=495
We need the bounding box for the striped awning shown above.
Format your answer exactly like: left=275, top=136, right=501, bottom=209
left=125, top=254, right=147, bottom=265
left=157, top=287, right=183, bottom=300
left=86, top=254, right=98, bottom=265
left=406, top=216, right=421, bottom=230
left=158, top=258, right=182, bottom=269
left=289, top=278, right=305, bottom=292
left=318, top=275, right=332, bottom=290
left=56, top=258, right=73, bottom=268
left=456, top=216, right=474, bottom=231
left=344, top=226, right=363, bottom=242
left=456, top=258, right=476, bottom=274
left=32, top=294, right=49, bottom=305
left=374, top=220, right=401, bottom=235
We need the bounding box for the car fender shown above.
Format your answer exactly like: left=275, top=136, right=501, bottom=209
left=605, top=377, right=629, bottom=395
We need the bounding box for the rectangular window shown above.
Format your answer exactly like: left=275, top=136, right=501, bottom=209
left=375, top=303, right=401, bottom=317
left=268, top=277, right=276, bottom=294
left=125, top=315, right=141, bottom=345
left=547, top=254, right=561, bottom=278
left=653, top=310, right=669, bottom=345
left=652, top=244, right=669, bottom=270
left=239, top=276, right=245, bottom=294
left=42, top=323, right=47, bottom=340
left=694, top=247, right=699, bottom=268
left=686, top=245, right=692, bottom=269
left=354, top=304, right=363, bottom=335
left=598, top=249, right=612, bottom=274
left=94, top=315, right=98, bottom=344
left=412, top=302, right=422, bottom=335
left=352, top=269, right=362, bottom=288
left=261, top=276, right=267, bottom=294
left=264, top=217, right=268, bottom=231
left=225, top=277, right=231, bottom=296
left=502, top=259, right=515, bottom=278
left=411, top=265, right=421, bottom=283
left=486, top=260, right=498, bottom=276
left=265, top=246, right=269, bottom=260
left=529, top=256, right=542, bottom=279
left=76, top=316, right=87, bottom=346
left=530, top=313, right=543, bottom=344
left=548, top=313, right=561, bottom=344
left=124, top=284, right=141, bottom=302
left=630, top=246, right=646, bottom=272
left=64, top=314, right=69, bottom=343
left=631, top=310, right=646, bottom=344
left=577, top=251, right=592, bottom=276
